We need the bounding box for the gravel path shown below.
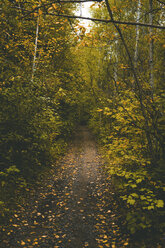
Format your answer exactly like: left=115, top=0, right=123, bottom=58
left=1, top=126, right=125, bottom=248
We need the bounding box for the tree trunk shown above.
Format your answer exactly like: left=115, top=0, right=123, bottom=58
left=134, top=0, right=141, bottom=68
left=32, top=12, right=40, bottom=81
left=114, top=36, right=118, bottom=85
left=80, top=2, right=82, bottom=17
left=149, top=0, right=154, bottom=89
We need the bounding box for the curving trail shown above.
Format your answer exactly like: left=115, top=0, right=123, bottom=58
left=1, top=127, right=125, bottom=248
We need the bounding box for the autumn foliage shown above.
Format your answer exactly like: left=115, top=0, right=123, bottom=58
left=0, top=0, right=164, bottom=247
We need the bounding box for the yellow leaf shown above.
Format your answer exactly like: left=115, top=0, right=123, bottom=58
left=33, top=242, right=38, bottom=245
left=97, top=109, right=103, bottom=112
left=39, top=9, right=42, bottom=15
left=52, top=4, right=57, bottom=9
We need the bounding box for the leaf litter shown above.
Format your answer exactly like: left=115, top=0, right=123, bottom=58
left=0, top=126, right=127, bottom=247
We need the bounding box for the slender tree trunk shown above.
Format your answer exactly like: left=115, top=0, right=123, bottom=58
left=149, top=0, right=154, bottom=89
left=114, top=36, right=118, bottom=87
left=32, top=12, right=40, bottom=81
left=80, top=2, right=82, bottom=17
left=134, top=0, right=141, bottom=68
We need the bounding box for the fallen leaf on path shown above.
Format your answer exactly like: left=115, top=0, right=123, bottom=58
left=124, top=242, right=129, bottom=246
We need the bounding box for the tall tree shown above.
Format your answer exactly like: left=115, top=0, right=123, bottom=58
left=134, top=0, right=141, bottom=68
left=149, top=0, right=154, bottom=89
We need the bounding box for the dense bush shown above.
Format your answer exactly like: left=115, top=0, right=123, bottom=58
left=88, top=90, right=164, bottom=247
left=0, top=77, right=77, bottom=218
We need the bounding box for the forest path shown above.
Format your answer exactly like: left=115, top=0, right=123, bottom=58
left=1, top=126, right=125, bottom=248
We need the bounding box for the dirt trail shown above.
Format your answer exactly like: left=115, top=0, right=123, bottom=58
left=1, top=126, right=124, bottom=248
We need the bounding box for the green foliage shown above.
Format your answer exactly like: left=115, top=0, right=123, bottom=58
left=88, top=95, right=164, bottom=246
left=0, top=0, right=79, bottom=219
left=0, top=0, right=164, bottom=246
left=75, top=2, right=165, bottom=246
left=0, top=81, right=61, bottom=214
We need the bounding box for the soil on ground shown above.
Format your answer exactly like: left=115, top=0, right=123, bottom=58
left=1, top=126, right=125, bottom=248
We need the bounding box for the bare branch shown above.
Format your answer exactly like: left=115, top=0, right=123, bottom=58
left=46, top=13, right=165, bottom=29
left=14, top=0, right=97, bottom=19
left=156, top=0, right=165, bottom=5
left=11, top=0, right=165, bottom=29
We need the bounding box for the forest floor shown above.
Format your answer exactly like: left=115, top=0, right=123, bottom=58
left=1, top=126, right=127, bottom=248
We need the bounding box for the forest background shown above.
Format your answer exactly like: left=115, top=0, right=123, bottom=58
left=0, top=0, right=164, bottom=247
